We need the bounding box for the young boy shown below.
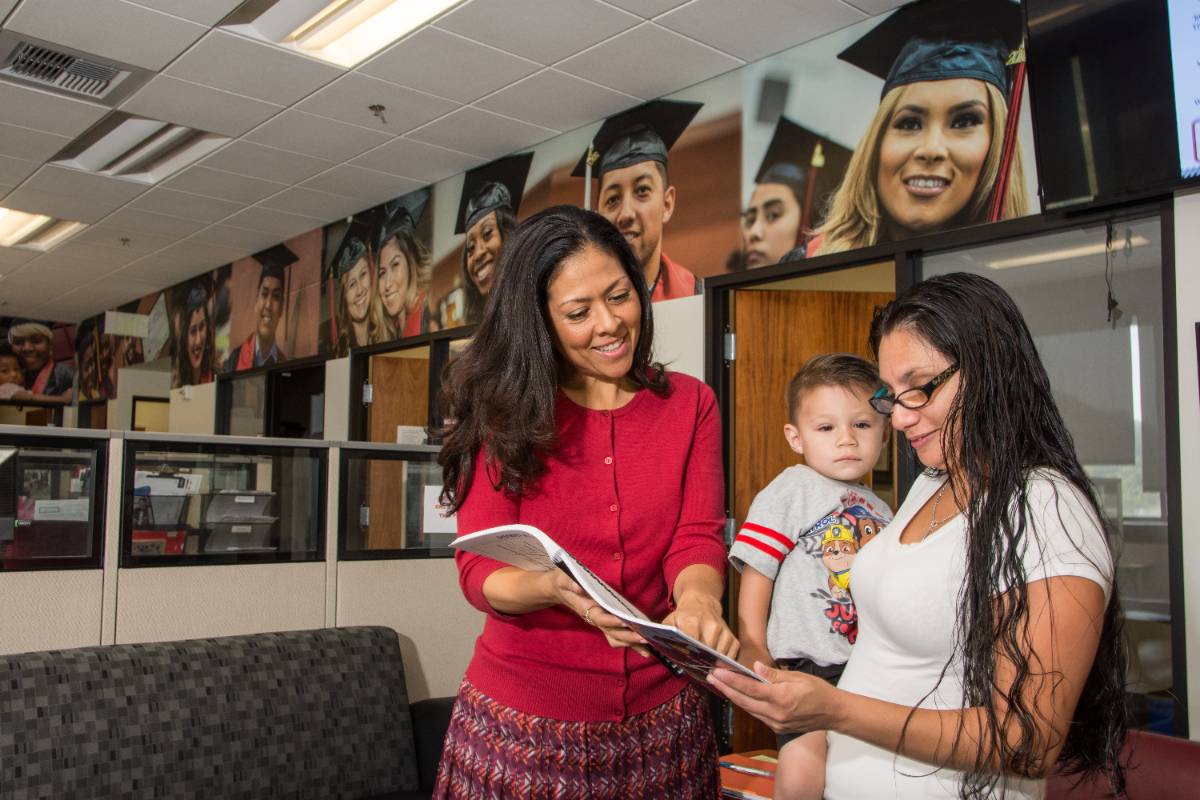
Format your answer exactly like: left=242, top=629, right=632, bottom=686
left=729, top=353, right=893, bottom=800
left=0, top=343, right=24, bottom=400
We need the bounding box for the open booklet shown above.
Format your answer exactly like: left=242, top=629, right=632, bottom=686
left=451, top=524, right=766, bottom=686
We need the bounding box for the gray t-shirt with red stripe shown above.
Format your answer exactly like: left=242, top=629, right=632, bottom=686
left=729, top=464, right=892, bottom=666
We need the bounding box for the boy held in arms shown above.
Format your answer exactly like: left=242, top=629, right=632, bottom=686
left=0, top=344, right=25, bottom=401
left=729, top=353, right=893, bottom=800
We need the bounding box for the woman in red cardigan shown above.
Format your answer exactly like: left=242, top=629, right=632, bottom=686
left=434, top=205, right=736, bottom=798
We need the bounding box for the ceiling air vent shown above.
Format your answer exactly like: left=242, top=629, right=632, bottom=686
left=4, top=42, right=120, bottom=98
left=0, top=31, right=151, bottom=106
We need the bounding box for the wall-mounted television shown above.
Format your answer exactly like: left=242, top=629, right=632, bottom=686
left=1026, top=0, right=1196, bottom=210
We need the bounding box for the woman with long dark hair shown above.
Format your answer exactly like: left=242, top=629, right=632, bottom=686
left=435, top=205, right=735, bottom=798
left=711, top=272, right=1127, bottom=799
left=171, top=286, right=216, bottom=389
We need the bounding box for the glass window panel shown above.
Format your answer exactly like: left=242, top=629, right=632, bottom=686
left=341, top=451, right=453, bottom=556
left=1, top=443, right=101, bottom=566
left=125, top=443, right=322, bottom=563
left=922, top=215, right=1174, bottom=731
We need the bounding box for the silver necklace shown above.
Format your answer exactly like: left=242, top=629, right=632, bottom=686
left=926, top=483, right=953, bottom=536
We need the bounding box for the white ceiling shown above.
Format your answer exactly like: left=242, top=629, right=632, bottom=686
left=0, top=0, right=903, bottom=322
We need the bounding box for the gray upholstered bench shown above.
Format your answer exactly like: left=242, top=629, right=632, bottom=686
left=0, top=626, right=453, bottom=800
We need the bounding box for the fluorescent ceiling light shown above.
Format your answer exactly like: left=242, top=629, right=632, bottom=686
left=52, top=112, right=228, bottom=185
left=0, top=208, right=87, bottom=251
left=227, top=0, right=463, bottom=68
left=986, top=235, right=1151, bottom=269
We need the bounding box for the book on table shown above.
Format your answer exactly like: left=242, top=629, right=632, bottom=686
left=451, top=524, right=766, bottom=686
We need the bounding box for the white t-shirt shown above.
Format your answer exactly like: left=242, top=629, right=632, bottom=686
left=825, top=470, right=1113, bottom=800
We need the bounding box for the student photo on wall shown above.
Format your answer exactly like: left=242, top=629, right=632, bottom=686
left=740, top=117, right=853, bottom=269
left=574, top=99, right=704, bottom=302
left=374, top=187, right=436, bottom=339
left=225, top=244, right=294, bottom=372
left=169, top=280, right=218, bottom=389
left=325, top=210, right=386, bottom=357
left=74, top=317, right=101, bottom=402
left=809, top=0, right=1029, bottom=256
left=1, top=318, right=75, bottom=404
left=449, top=153, right=532, bottom=327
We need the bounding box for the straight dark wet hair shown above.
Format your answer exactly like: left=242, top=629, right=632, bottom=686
left=439, top=204, right=668, bottom=511
left=870, top=272, right=1128, bottom=798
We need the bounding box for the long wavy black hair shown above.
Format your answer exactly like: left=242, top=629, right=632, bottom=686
left=869, top=272, right=1127, bottom=798
left=439, top=205, right=669, bottom=511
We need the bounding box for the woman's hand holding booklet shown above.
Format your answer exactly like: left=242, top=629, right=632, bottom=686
left=452, top=524, right=767, bottom=687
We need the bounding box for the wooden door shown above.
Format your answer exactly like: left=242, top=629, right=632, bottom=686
left=729, top=288, right=894, bottom=752
left=365, top=356, right=430, bottom=549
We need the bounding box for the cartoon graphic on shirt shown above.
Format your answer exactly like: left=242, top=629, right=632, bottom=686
left=803, top=497, right=890, bottom=643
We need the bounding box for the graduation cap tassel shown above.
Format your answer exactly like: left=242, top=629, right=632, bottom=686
left=800, top=142, right=826, bottom=243
left=583, top=142, right=597, bottom=211
left=988, top=43, right=1027, bottom=223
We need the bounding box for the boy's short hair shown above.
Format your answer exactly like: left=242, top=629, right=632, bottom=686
left=786, top=353, right=883, bottom=422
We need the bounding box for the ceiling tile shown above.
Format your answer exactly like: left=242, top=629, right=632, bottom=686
left=221, top=206, right=326, bottom=239
left=189, top=224, right=282, bottom=252
left=47, top=241, right=141, bottom=270
left=603, top=0, right=690, bottom=17
left=166, top=31, right=342, bottom=106
left=258, top=187, right=367, bottom=220
left=360, top=26, right=539, bottom=104
left=244, top=110, right=393, bottom=161
left=15, top=165, right=146, bottom=201
left=0, top=155, right=40, bottom=186
left=199, top=141, right=333, bottom=185
left=123, top=0, right=244, bottom=26
left=296, top=72, right=457, bottom=134
left=842, top=0, right=907, bottom=13
left=0, top=82, right=108, bottom=139
left=0, top=1, right=18, bottom=20
left=113, top=253, right=208, bottom=283
left=476, top=69, right=641, bottom=132
left=0, top=247, right=39, bottom=271
left=128, top=187, right=245, bottom=223
left=406, top=106, right=554, bottom=159
left=557, top=22, right=742, bottom=99
left=165, top=166, right=288, bottom=204
left=3, top=166, right=147, bottom=223
left=159, top=239, right=249, bottom=266
left=351, top=137, right=484, bottom=183
left=436, top=0, right=639, bottom=66
left=5, top=0, right=206, bottom=71
left=73, top=224, right=176, bottom=256
left=302, top=164, right=424, bottom=203
left=122, top=75, right=283, bottom=138
left=0, top=122, right=72, bottom=163
left=657, top=0, right=865, bottom=62
left=102, top=208, right=209, bottom=238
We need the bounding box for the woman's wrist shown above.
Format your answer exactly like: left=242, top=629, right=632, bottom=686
left=673, top=588, right=722, bottom=614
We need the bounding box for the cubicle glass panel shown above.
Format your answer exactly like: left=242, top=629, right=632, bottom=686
left=221, top=373, right=268, bottom=437
left=0, top=435, right=106, bottom=570
left=339, top=447, right=453, bottom=559
left=922, top=215, right=1178, bottom=732
left=122, top=439, right=325, bottom=566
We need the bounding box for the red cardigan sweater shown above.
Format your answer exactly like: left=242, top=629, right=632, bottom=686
left=455, top=371, right=727, bottom=721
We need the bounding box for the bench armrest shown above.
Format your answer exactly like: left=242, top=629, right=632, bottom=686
left=411, top=697, right=456, bottom=791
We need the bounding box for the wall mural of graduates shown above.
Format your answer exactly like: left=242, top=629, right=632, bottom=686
left=0, top=317, right=76, bottom=404
left=64, top=0, right=1038, bottom=393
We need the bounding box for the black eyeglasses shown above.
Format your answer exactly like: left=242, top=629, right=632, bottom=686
left=870, top=364, right=959, bottom=415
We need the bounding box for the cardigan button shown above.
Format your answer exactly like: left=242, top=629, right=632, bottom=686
left=604, top=456, right=613, bottom=465
left=609, top=504, right=618, bottom=512
left=612, top=551, right=622, bottom=561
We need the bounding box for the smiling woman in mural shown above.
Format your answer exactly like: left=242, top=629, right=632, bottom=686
left=331, top=221, right=386, bottom=357
left=809, top=0, right=1029, bottom=257
left=454, top=154, right=531, bottom=326
left=5, top=320, right=75, bottom=403
left=172, top=285, right=216, bottom=389
left=377, top=191, right=436, bottom=339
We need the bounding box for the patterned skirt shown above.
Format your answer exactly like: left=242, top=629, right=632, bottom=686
left=433, top=680, right=719, bottom=799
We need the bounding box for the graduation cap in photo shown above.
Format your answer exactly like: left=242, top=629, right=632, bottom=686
left=838, top=0, right=1023, bottom=99
left=329, top=213, right=377, bottom=279
left=454, top=154, right=532, bottom=235
left=377, top=187, right=431, bottom=249
left=251, top=243, right=297, bottom=285
left=571, top=99, right=703, bottom=181
left=754, top=116, right=855, bottom=233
